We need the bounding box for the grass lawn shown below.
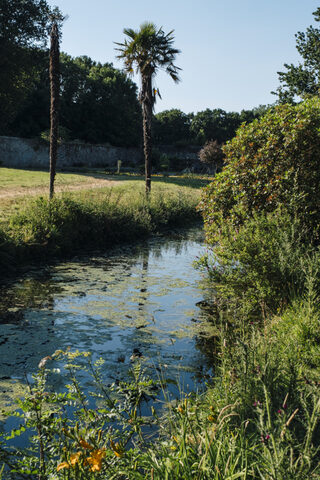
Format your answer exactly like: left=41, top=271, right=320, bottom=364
left=0, top=167, right=210, bottom=221
left=0, top=166, right=115, bottom=189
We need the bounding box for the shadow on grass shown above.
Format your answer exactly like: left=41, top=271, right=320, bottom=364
left=105, top=174, right=212, bottom=189
left=0, top=166, right=213, bottom=190
left=74, top=171, right=212, bottom=189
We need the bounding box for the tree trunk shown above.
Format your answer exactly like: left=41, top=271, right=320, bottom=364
left=141, top=75, right=153, bottom=194
left=49, top=21, right=60, bottom=199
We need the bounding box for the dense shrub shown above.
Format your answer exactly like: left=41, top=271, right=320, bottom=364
left=198, top=208, right=320, bottom=316
left=198, top=140, right=225, bottom=173
left=199, top=97, right=320, bottom=244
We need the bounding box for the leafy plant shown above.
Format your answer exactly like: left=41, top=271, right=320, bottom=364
left=197, top=207, right=320, bottom=317
left=198, top=140, right=225, bottom=173
left=199, top=97, right=320, bottom=245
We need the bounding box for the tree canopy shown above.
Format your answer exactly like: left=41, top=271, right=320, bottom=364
left=152, top=107, right=267, bottom=146
left=274, top=7, right=320, bottom=103
left=153, top=109, right=192, bottom=145
left=8, top=54, right=142, bottom=146
left=0, top=0, right=54, bottom=132
left=1, top=0, right=141, bottom=146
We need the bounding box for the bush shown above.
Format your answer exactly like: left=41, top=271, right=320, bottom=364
left=40, top=126, right=72, bottom=144
left=198, top=140, right=224, bottom=173
left=197, top=208, right=320, bottom=317
left=199, top=97, right=320, bottom=244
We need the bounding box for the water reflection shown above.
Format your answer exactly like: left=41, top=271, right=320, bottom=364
left=0, top=227, right=217, bottom=407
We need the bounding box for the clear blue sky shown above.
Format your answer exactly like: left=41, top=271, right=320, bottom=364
left=47, top=0, right=319, bottom=114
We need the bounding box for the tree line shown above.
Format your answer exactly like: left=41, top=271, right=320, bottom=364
left=3, top=0, right=320, bottom=145
left=153, top=106, right=268, bottom=146
left=0, top=0, right=270, bottom=152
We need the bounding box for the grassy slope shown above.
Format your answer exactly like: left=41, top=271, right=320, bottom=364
left=0, top=167, right=118, bottom=219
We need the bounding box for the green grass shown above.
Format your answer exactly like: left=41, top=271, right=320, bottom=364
left=0, top=167, right=116, bottom=220
left=0, top=167, right=210, bottom=191
left=0, top=170, right=208, bottom=275
left=0, top=167, right=105, bottom=189
left=0, top=168, right=210, bottom=220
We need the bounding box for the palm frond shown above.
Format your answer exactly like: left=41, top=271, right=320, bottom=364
left=115, top=22, right=181, bottom=83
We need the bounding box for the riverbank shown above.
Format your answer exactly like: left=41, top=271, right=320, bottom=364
left=0, top=174, right=207, bottom=278
left=1, top=212, right=320, bottom=478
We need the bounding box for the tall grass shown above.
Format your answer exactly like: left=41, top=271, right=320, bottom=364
left=0, top=187, right=200, bottom=275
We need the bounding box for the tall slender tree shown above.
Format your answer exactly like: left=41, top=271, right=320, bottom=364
left=115, top=22, right=181, bottom=193
left=49, top=11, right=62, bottom=199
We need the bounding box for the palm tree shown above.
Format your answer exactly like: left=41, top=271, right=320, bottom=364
left=115, top=22, right=181, bottom=193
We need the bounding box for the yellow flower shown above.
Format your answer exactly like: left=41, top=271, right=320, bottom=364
left=177, top=405, right=185, bottom=414
left=57, top=461, right=70, bottom=471
left=79, top=438, right=94, bottom=450
left=86, top=448, right=106, bottom=472
left=110, top=440, right=124, bottom=458
left=70, top=451, right=82, bottom=467
left=208, top=415, right=216, bottom=422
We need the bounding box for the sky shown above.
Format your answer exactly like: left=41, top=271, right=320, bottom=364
left=46, top=0, right=319, bottom=114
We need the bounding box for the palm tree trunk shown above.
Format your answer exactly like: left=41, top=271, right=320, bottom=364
left=141, top=75, right=153, bottom=194
left=49, top=21, right=60, bottom=199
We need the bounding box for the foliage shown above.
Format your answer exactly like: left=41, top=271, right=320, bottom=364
left=153, top=109, right=193, bottom=145
left=191, top=108, right=238, bottom=144
left=40, top=125, right=72, bottom=143
left=198, top=140, right=225, bottom=173
left=59, top=55, right=141, bottom=146
left=0, top=0, right=58, bottom=133
left=11, top=53, right=142, bottom=146
left=151, top=106, right=269, bottom=147
left=115, top=22, right=181, bottom=83
left=199, top=97, right=320, bottom=244
left=190, top=107, right=267, bottom=145
left=0, top=178, right=203, bottom=274
left=0, top=351, right=160, bottom=479
left=116, top=22, right=181, bottom=192
left=197, top=208, right=320, bottom=317
left=274, top=7, right=320, bottom=103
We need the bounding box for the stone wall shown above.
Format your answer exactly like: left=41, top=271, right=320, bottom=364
left=0, top=136, right=143, bottom=169
left=0, top=136, right=203, bottom=171
left=157, top=144, right=201, bottom=161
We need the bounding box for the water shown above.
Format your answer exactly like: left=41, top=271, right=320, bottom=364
left=0, top=227, right=217, bottom=425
